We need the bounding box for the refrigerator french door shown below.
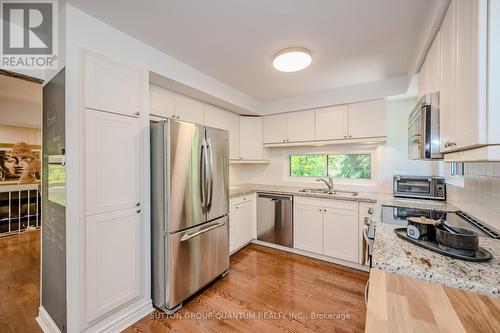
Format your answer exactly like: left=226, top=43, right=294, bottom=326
left=151, top=120, right=229, bottom=313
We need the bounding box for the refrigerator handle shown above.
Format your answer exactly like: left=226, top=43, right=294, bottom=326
left=180, top=221, right=225, bottom=242
left=200, top=138, right=207, bottom=212
left=206, top=136, right=214, bottom=211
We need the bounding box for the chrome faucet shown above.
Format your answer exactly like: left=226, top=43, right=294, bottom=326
left=317, top=176, right=334, bottom=193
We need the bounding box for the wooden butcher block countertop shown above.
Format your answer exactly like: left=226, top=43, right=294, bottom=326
left=365, top=269, right=500, bottom=333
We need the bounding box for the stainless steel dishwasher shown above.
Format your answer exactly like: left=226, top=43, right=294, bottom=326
left=257, top=193, right=293, bottom=247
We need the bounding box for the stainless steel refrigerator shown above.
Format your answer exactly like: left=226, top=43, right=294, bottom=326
left=151, top=119, right=229, bottom=313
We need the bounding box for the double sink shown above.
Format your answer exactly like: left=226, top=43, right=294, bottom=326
left=298, top=188, right=359, bottom=196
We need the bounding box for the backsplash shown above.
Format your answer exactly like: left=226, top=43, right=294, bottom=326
left=447, top=162, right=500, bottom=230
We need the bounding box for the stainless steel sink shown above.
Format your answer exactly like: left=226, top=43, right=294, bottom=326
left=332, top=190, right=358, bottom=197
left=298, top=188, right=358, bottom=196
left=298, top=188, right=330, bottom=194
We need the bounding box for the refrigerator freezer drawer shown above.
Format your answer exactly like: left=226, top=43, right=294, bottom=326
left=165, top=216, right=229, bottom=310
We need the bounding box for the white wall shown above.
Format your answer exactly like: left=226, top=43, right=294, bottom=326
left=230, top=98, right=442, bottom=193
left=0, top=75, right=42, bottom=128
left=446, top=162, right=500, bottom=230
left=0, top=125, right=41, bottom=145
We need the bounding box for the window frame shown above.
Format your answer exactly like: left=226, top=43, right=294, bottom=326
left=284, top=148, right=377, bottom=186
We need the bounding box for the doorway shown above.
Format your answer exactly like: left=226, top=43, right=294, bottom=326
left=0, top=70, right=43, bottom=332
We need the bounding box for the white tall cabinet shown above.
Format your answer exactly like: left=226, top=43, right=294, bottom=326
left=83, top=53, right=144, bottom=324
left=84, top=55, right=141, bottom=117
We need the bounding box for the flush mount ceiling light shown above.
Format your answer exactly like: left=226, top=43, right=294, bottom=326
left=272, top=48, right=312, bottom=72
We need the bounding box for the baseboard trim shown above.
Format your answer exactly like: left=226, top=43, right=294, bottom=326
left=96, top=300, right=153, bottom=333
left=250, top=240, right=370, bottom=272
left=36, top=306, right=62, bottom=333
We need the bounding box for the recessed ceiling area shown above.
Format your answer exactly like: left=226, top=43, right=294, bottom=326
left=66, top=0, right=442, bottom=103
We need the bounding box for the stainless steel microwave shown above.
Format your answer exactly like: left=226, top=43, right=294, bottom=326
left=408, top=92, right=442, bottom=160
left=393, top=175, right=446, bottom=201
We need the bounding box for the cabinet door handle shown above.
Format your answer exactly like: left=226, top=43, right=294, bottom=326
left=136, top=202, right=140, bottom=207
left=136, top=209, right=141, bottom=213
left=134, top=112, right=140, bottom=116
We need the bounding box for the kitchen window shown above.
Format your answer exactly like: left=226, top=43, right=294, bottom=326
left=290, top=153, right=372, bottom=179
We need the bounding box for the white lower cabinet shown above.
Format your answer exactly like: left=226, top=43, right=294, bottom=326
left=85, top=208, right=142, bottom=322
left=229, top=195, right=255, bottom=253
left=323, top=208, right=358, bottom=262
left=293, top=204, right=324, bottom=254
left=293, top=197, right=359, bottom=263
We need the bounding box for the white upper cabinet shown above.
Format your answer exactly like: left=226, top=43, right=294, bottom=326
left=263, top=99, right=386, bottom=145
left=286, top=110, right=315, bottom=142
left=262, top=113, right=288, bottom=144
left=85, top=109, right=141, bottom=215
left=418, top=33, right=441, bottom=97
left=149, top=86, right=203, bottom=123
left=439, top=0, right=490, bottom=154
left=84, top=54, right=142, bottom=117
left=440, top=1, right=457, bottom=153
left=173, top=94, right=204, bottom=125
left=149, top=84, right=174, bottom=118
left=239, top=117, right=267, bottom=160
left=315, top=105, right=348, bottom=141
left=203, top=104, right=240, bottom=159
left=454, top=0, right=487, bottom=150
left=347, top=100, right=387, bottom=139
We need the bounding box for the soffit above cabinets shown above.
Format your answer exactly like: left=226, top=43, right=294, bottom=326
left=68, top=0, right=447, bottom=114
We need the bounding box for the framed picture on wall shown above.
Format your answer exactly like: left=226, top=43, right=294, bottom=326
left=0, top=142, right=41, bottom=185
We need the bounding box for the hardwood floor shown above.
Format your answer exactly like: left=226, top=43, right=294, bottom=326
left=0, top=233, right=369, bottom=333
left=127, top=244, right=369, bottom=333
left=0, top=230, right=42, bottom=333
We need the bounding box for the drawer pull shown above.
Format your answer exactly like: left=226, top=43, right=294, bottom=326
left=180, top=222, right=225, bottom=242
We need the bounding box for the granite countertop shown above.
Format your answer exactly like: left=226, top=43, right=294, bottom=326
left=229, top=183, right=382, bottom=203
left=230, top=183, right=460, bottom=211
left=372, top=222, right=500, bottom=298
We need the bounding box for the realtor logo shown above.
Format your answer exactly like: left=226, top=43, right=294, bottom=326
left=1, top=0, right=58, bottom=69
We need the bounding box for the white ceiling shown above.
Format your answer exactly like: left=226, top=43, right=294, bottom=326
left=66, top=0, right=440, bottom=103
left=0, top=75, right=41, bottom=128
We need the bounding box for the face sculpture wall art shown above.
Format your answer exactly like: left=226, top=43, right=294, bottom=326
left=0, top=142, right=41, bottom=185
